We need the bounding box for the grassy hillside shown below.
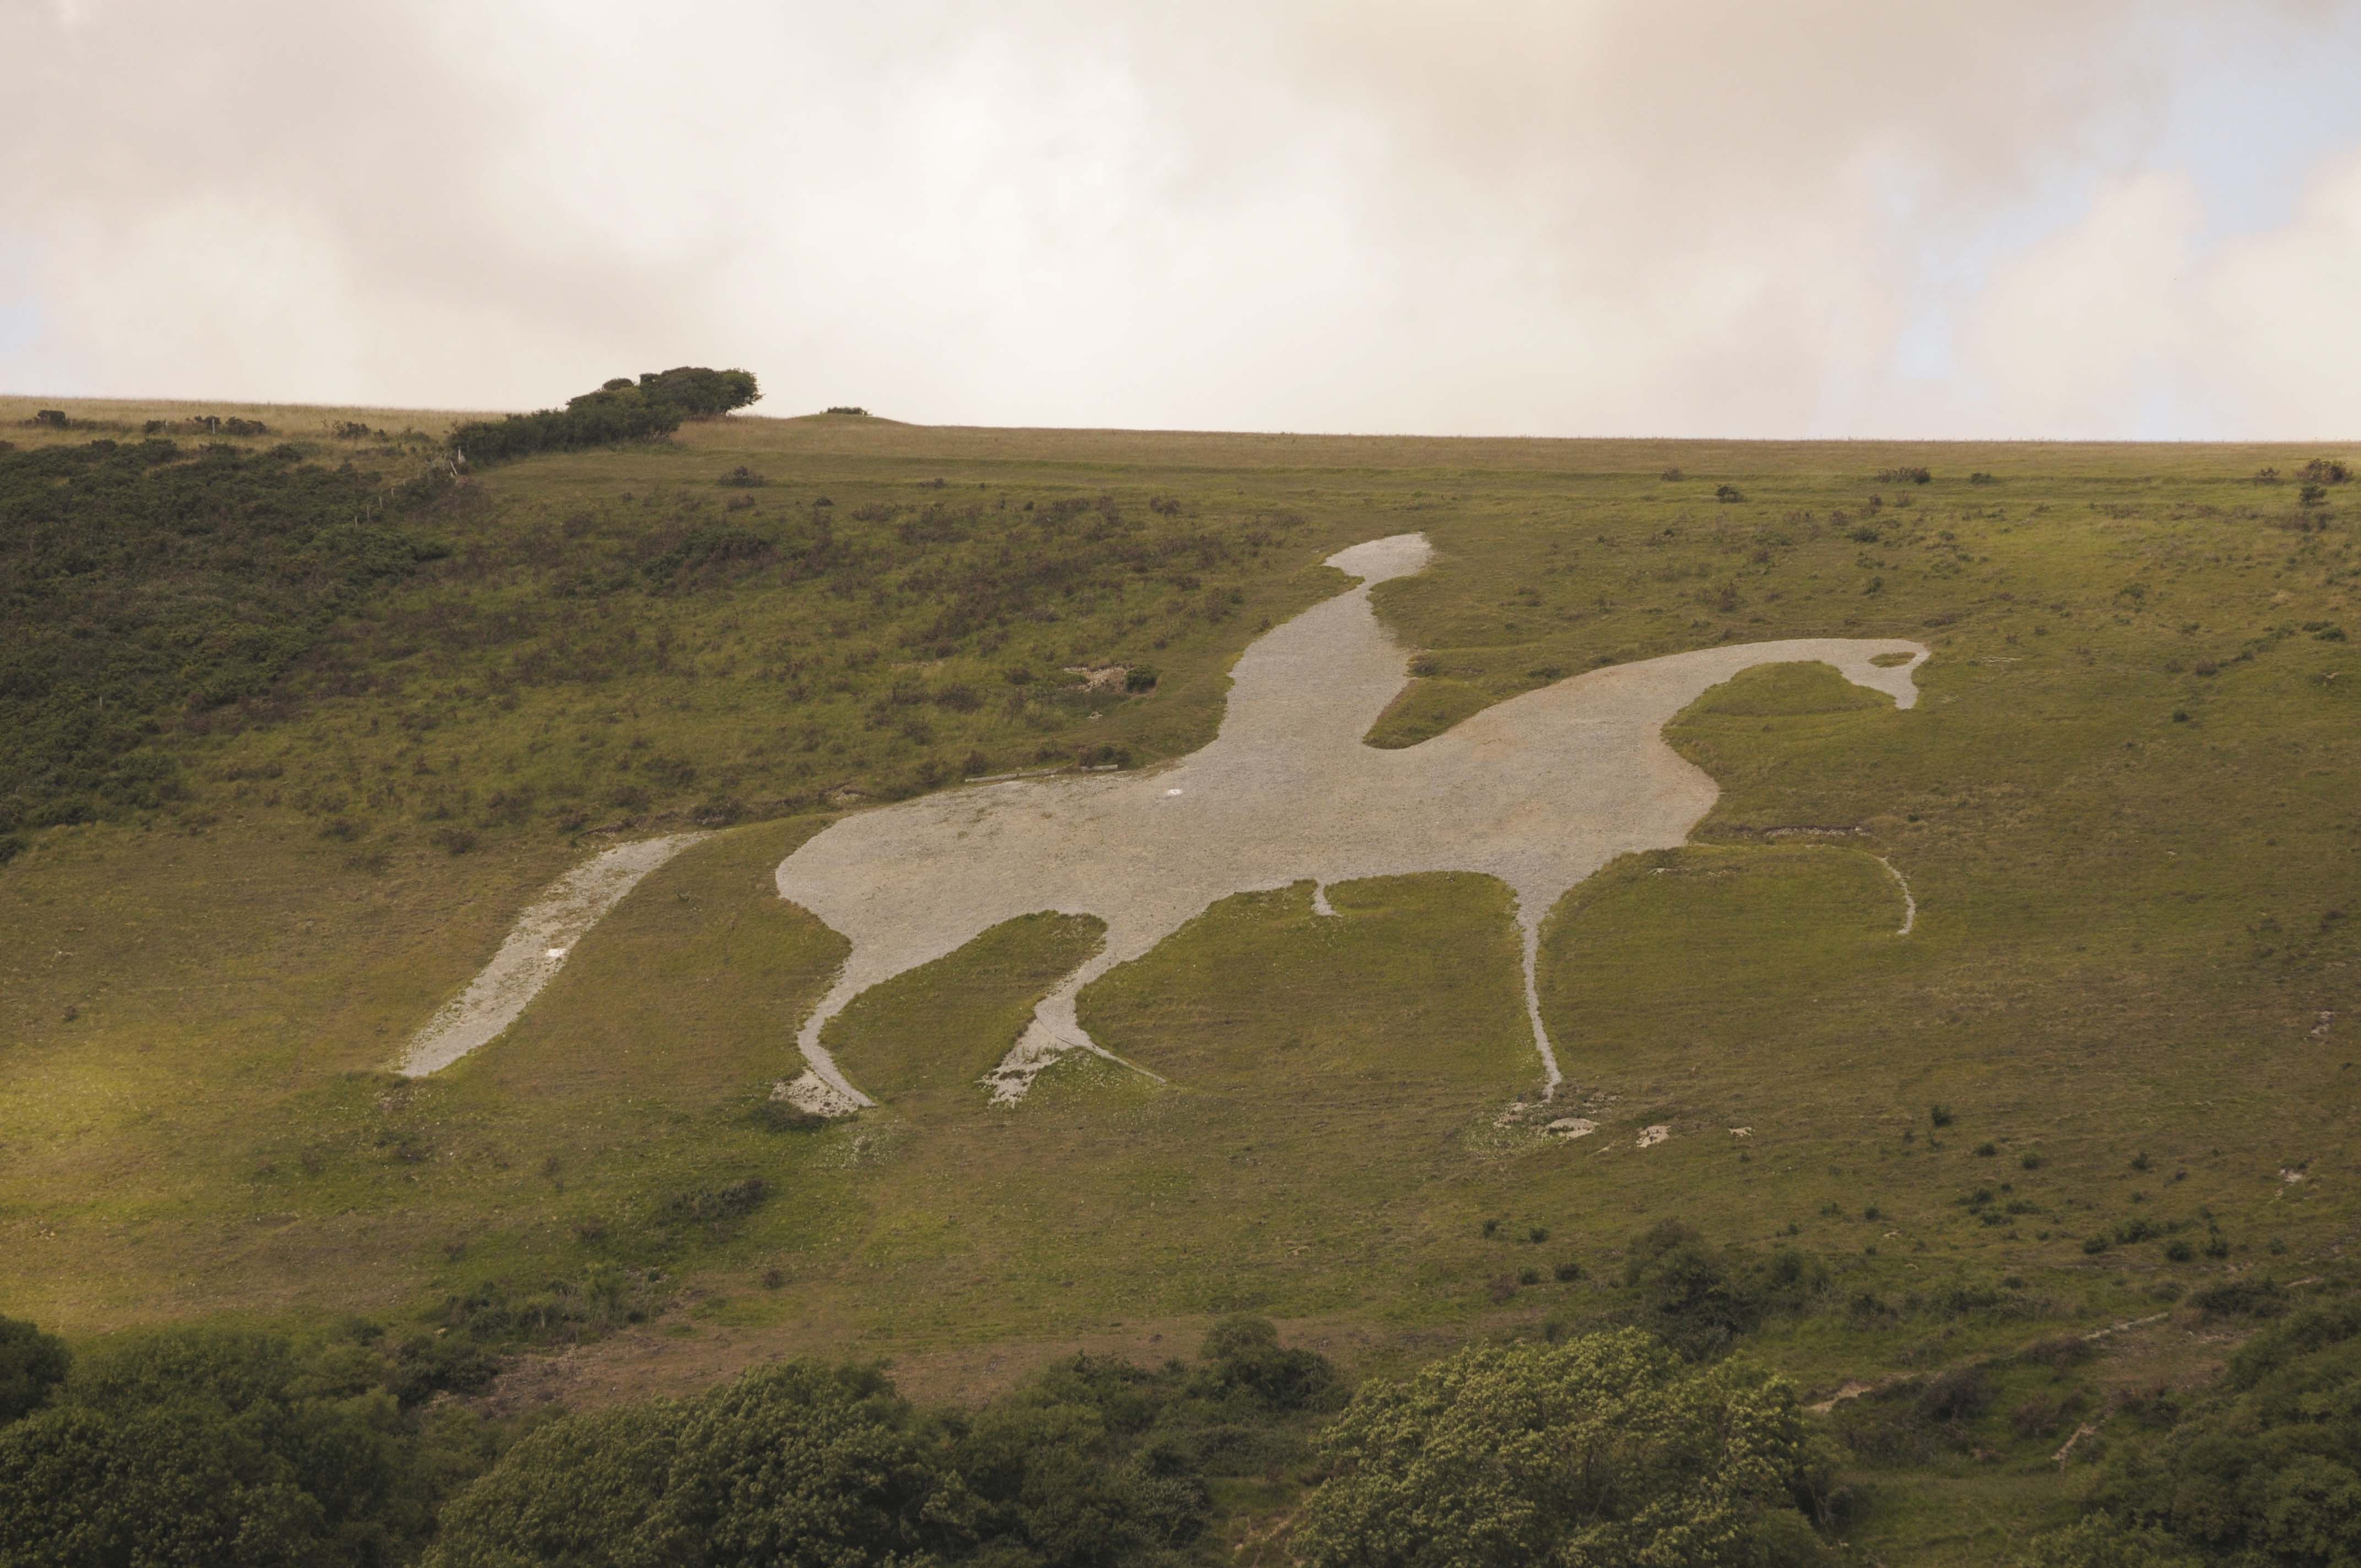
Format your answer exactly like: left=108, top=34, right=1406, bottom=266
left=2, top=394, right=2357, bottom=1563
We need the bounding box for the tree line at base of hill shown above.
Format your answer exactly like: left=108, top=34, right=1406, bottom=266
left=6, top=1245, right=2359, bottom=1565
left=0, top=1306, right=1854, bottom=1568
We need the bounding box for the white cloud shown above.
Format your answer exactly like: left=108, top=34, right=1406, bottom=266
left=2201, top=146, right=2361, bottom=436
left=1961, top=172, right=2202, bottom=437
left=1, top=0, right=2355, bottom=434
left=1953, top=147, right=2361, bottom=438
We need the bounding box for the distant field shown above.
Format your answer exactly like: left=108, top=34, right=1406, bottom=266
left=2, top=395, right=2356, bottom=1563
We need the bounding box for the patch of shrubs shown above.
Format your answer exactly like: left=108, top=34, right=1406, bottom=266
left=1619, top=1219, right=1828, bottom=1359
left=1830, top=1365, right=1993, bottom=1463
left=140, top=414, right=270, bottom=437
left=0, top=438, right=445, bottom=837
left=1876, top=466, right=1934, bottom=484
left=2022, top=1293, right=2361, bottom=1566
left=2188, top=1277, right=2287, bottom=1321
left=433, top=1266, right=660, bottom=1348
left=656, top=1175, right=771, bottom=1229
left=641, top=524, right=777, bottom=587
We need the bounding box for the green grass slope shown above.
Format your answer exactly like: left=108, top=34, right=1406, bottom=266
left=3, top=399, right=2358, bottom=1563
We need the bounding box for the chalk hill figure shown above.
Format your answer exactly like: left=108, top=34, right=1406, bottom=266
left=774, top=534, right=1927, bottom=1113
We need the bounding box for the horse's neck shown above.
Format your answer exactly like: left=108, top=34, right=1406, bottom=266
left=1206, top=587, right=1410, bottom=759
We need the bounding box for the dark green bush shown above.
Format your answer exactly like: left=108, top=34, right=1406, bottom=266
left=1195, top=1316, right=1339, bottom=1412
left=1620, top=1220, right=1827, bottom=1360
left=750, top=1099, right=829, bottom=1133
left=0, top=1315, right=69, bottom=1424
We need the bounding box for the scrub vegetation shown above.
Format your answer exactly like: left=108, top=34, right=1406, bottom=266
left=1, top=391, right=2358, bottom=1564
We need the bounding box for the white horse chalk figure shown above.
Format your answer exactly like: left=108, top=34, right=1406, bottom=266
left=774, top=533, right=1927, bottom=1114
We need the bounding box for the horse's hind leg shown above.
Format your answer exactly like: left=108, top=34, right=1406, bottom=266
left=776, top=967, right=882, bottom=1115
left=983, top=943, right=1167, bottom=1105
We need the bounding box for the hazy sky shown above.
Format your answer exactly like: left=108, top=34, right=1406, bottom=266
left=6, top=1, right=2359, bottom=438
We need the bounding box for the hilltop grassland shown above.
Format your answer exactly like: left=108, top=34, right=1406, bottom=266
left=2, top=395, right=2358, bottom=1563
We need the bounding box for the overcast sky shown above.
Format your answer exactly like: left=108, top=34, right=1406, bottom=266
left=6, top=1, right=2359, bottom=439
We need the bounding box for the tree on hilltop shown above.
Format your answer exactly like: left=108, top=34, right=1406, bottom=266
left=452, top=366, right=761, bottom=467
